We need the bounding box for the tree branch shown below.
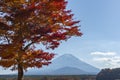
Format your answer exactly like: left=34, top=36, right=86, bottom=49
left=5, top=35, right=10, bottom=44
left=23, top=42, right=34, bottom=51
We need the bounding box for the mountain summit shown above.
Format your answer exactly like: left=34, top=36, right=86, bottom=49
left=25, top=54, right=100, bottom=75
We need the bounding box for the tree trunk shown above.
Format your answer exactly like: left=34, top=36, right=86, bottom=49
left=18, top=63, right=24, bottom=80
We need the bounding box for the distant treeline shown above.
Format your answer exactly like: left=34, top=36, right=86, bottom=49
left=0, top=75, right=96, bottom=80
left=96, top=68, right=120, bottom=80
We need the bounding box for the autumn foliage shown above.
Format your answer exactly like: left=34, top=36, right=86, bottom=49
left=0, top=0, right=82, bottom=80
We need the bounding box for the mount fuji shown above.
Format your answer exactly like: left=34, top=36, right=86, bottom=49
left=25, top=54, right=100, bottom=75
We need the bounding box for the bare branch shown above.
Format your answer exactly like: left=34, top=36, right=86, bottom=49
left=23, top=42, right=34, bottom=51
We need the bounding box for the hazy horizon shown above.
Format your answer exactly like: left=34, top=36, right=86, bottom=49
left=1, top=0, right=120, bottom=74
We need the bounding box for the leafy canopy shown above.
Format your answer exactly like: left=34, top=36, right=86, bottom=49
left=0, top=0, right=82, bottom=71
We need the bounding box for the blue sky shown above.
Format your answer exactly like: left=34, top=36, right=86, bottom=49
left=53, top=0, right=120, bottom=69
left=1, top=0, right=120, bottom=74
left=64, top=0, right=120, bottom=69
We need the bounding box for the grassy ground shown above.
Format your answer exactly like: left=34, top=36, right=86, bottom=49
left=0, top=75, right=96, bottom=80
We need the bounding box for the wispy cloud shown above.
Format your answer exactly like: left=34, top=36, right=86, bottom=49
left=93, top=57, right=111, bottom=61
left=91, top=51, right=116, bottom=56
left=91, top=51, right=120, bottom=68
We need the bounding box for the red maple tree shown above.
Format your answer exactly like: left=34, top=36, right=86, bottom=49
left=0, top=0, right=82, bottom=80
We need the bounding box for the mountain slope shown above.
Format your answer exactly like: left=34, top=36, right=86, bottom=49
left=51, top=67, right=88, bottom=75
left=25, top=54, right=100, bottom=75
left=47, top=54, right=100, bottom=73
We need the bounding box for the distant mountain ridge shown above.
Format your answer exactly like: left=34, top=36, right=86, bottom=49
left=51, top=67, right=88, bottom=75
left=25, top=54, right=100, bottom=75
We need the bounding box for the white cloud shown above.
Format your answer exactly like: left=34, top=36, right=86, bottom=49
left=93, top=57, right=111, bottom=62
left=93, top=57, right=120, bottom=63
left=91, top=51, right=120, bottom=68
left=91, top=51, right=116, bottom=56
